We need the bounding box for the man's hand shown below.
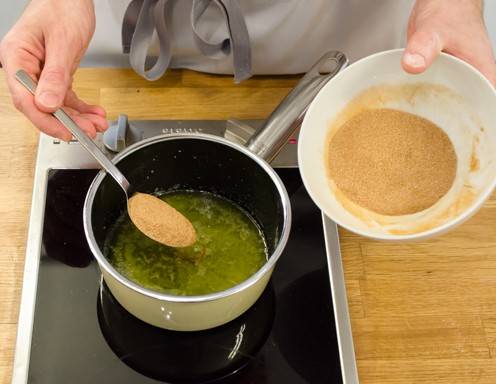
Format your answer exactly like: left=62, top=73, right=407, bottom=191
left=0, top=0, right=108, bottom=141
left=402, top=0, right=496, bottom=85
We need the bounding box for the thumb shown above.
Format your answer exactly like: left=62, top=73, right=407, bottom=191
left=402, top=29, right=443, bottom=74
left=35, top=43, right=73, bottom=112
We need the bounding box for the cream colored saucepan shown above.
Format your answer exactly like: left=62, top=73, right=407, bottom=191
left=82, top=52, right=348, bottom=331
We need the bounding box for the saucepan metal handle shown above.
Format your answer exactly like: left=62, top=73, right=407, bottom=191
left=246, top=51, right=348, bottom=162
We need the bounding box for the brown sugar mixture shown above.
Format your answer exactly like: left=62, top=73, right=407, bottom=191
left=128, top=192, right=197, bottom=247
left=327, top=108, right=457, bottom=216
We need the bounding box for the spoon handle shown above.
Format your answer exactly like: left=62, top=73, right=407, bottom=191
left=15, top=70, right=131, bottom=194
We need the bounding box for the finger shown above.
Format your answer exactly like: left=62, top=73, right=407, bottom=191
left=60, top=105, right=107, bottom=132
left=78, top=112, right=108, bottom=132
left=58, top=106, right=100, bottom=138
left=72, top=114, right=97, bottom=139
left=444, top=40, right=496, bottom=86
left=15, top=89, right=99, bottom=141
left=402, top=29, right=443, bottom=74
left=469, top=58, right=496, bottom=86
left=34, top=34, right=78, bottom=112
left=0, top=38, right=98, bottom=140
left=34, top=65, right=71, bottom=113
left=65, top=89, right=107, bottom=117
left=16, top=93, right=73, bottom=141
left=0, top=44, right=43, bottom=114
left=64, top=91, right=108, bottom=131
left=0, top=48, right=73, bottom=140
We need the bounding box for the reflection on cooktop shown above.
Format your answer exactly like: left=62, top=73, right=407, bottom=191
left=97, top=280, right=275, bottom=383
left=43, top=170, right=95, bottom=267
left=274, top=268, right=342, bottom=383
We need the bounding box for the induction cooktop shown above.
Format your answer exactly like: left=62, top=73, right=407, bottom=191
left=11, top=117, right=358, bottom=383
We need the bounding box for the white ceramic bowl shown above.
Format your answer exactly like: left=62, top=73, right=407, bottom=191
left=298, top=49, right=496, bottom=241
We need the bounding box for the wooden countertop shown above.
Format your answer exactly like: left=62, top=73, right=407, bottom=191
left=1, top=68, right=496, bottom=384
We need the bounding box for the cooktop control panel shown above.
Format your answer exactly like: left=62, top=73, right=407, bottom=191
left=50, top=115, right=300, bottom=168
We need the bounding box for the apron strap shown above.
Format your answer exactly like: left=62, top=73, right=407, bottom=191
left=126, top=0, right=172, bottom=81
left=122, top=0, right=143, bottom=54
left=123, top=0, right=252, bottom=82
left=191, top=0, right=252, bottom=82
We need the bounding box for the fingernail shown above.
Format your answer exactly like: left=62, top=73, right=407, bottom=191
left=404, top=53, right=426, bottom=69
left=38, top=91, right=60, bottom=108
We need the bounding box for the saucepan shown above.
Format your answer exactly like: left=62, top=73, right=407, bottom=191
left=83, top=51, right=348, bottom=331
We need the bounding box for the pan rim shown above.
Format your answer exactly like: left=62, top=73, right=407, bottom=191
left=83, top=133, right=292, bottom=303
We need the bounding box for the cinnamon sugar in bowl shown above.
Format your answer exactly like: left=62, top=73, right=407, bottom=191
left=326, top=108, right=457, bottom=217
left=298, top=49, right=496, bottom=241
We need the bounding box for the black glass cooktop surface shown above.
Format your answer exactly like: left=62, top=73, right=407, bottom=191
left=28, top=168, right=343, bottom=383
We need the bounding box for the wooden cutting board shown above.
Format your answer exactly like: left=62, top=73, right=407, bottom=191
left=1, top=68, right=496, bottom=384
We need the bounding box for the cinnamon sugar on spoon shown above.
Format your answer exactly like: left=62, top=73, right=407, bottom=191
left=128, top=193, right=197, bottom=247
left=327, top=108, right=457, bottom=216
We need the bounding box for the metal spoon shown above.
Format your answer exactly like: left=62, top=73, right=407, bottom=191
left=15, top=69, right=196, bottom=248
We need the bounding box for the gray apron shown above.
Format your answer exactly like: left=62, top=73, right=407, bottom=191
left=123, top=0, right=251, bottom=82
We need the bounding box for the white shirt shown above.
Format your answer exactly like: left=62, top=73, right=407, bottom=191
left=85, top=0, right=414, bottom=75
